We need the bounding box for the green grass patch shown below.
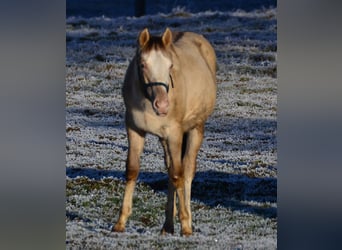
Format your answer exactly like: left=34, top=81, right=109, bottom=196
left=240, top=87, right=276, bottom=94
left=236, top=101, right=263, bottom=108
left=236, top=65, right=277, bottom=78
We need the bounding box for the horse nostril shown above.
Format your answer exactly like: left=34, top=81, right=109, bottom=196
left=153, top=99, right=169, bottom=115
left=154, top=99, right=168, bottom=109
left=154, top=100, right=161, bottom=109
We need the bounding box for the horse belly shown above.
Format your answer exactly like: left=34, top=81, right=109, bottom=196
left=184, top=78, right=216, bottom=125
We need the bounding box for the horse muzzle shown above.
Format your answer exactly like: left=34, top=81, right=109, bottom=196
left=153, top=97, right=169, bottom=116
left=144, top=82, right=170, bottom=116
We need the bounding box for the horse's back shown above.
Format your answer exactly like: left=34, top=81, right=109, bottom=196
left=173, top=31, right=216, bottom=80
left=171, top=31, right=217, bottom=126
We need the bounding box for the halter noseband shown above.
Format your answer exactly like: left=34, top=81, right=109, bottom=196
left=143, top=75, right=174, bottom=94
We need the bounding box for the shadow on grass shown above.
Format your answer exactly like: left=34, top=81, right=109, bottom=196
left=66, top=167, right=276, bottom=219
left=66, top=107, right=277, bottom=219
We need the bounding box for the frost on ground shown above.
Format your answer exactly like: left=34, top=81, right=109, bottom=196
left=66, top=7, right=277, bottom=249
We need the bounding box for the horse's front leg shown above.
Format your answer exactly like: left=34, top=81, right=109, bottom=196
left=112, top=126, right=145, bottom=232
left=165, top=129, right=192, bottom=236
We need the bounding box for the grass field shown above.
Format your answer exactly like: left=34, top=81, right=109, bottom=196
left=66, top=6, right=277, bottom=249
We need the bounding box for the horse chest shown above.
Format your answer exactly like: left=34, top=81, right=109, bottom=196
left=131, top=109, right=169, bottom=138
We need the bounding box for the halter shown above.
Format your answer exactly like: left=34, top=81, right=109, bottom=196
left=143, top=75, right=174, bottom=94
left=137, top=56, right=174, bottom=96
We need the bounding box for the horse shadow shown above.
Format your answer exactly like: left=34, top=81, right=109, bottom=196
left=66, top=167, right=276, bottom=219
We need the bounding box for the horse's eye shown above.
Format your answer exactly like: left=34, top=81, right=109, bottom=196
left=140, top=60, right=146, bottom=68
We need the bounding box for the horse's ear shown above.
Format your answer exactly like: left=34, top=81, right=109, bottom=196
left=162, top=28, right=172, bottom=47
left=138, top=28, right=150, bottom=48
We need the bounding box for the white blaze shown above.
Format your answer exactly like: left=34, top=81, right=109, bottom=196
left=142, top=50, right=172, bottom=84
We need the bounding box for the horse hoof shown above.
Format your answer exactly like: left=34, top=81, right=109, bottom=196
left=161, top=226, right=174, bottom=235
left=112, top=223, right=125, bottom=232
left=181, top=228, right=192, bottom=237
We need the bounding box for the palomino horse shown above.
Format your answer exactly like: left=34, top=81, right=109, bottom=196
left=113, top=28, right=217, bottom=236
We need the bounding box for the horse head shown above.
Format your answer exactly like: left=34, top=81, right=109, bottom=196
left=137, top=28, right=174, bottom=116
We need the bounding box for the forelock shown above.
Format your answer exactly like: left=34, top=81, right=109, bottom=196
left=141, top=36, right=165, bottom=53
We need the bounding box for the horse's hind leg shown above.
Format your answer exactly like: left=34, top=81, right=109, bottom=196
left=182, top=125, right=204, bottom=235
left=160, top=138, right=171, bottom=171
left=161, top=178, right=176, bottom=235
left=160, top=138, right=177, bottom=235
left=112, top=126, right=145, bottom=232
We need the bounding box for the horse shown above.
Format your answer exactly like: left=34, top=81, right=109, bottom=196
left=112, top=27, right=217, bottom=236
